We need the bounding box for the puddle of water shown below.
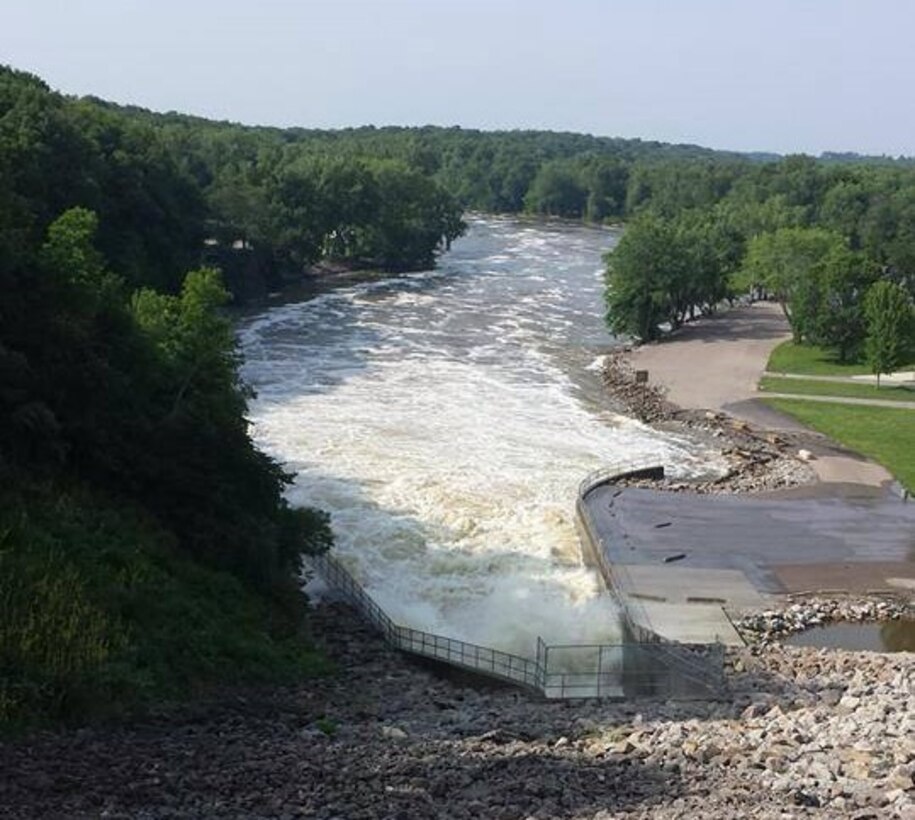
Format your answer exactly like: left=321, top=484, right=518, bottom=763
left=785, top=620, right=915, bottom=652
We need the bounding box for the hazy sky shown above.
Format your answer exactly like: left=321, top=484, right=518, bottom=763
left=4, top=0, right=914, bottom=156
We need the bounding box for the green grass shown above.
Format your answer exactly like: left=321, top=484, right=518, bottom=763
left=763, top=399, right=915, bottom=491
left=767, top=340, right=915, bottom=377
left=759, top=376, right=915, bottom=402
left=767, top=341, right=866, bottom=376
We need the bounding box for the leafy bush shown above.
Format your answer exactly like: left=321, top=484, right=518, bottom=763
left=0, top=484, right=329, bottom=730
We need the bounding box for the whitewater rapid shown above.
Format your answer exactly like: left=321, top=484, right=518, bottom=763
left=239, top=216, right=726, bottom=657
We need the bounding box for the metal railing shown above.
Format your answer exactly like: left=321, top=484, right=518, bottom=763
left=577, top=460, right=664, bottom=498
left=310, top=548, right=726, bottom=700
left=312, top=552, right=545, bottom=691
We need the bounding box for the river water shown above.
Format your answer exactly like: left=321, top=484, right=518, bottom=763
left=239, top=216, right=725, bottom=657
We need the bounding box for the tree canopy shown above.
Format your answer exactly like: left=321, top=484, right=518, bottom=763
left=598, top=149, right=915, bottom=353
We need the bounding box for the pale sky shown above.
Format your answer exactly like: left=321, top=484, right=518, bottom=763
left=3, top=0, right=914, bottom=157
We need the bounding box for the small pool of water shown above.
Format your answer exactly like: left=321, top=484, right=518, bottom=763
left=785, top=620, right=915, bottom=652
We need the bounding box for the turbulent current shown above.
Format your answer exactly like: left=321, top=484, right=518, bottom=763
left=239, top=216, right=724, bottom=657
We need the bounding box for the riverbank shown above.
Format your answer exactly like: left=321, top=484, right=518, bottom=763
left=601, top=349, right=817, bottom=494
left=591, top=302, right=915, bottom=641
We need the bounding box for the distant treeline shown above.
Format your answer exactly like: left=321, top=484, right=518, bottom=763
left=10, top=62, right=915, bottom=304
left=0, top=67, right=468, bottom=304
left=90, top=95, right=915, bottom=364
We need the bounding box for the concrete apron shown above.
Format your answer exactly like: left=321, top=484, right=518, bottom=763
left=578, top=479, right=915, bottom=647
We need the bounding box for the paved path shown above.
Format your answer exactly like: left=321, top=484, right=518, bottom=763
left=629, top=302, right=790, bottom=413
left=764, top=371, right=915, bottom=386
left=762, top=392, right=915, bottom=410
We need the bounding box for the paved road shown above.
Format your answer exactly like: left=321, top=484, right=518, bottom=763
left=629, top=302, right=790, bottom=413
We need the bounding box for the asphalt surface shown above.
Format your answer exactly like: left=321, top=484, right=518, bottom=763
left=584, top=484, right=915, bottom=598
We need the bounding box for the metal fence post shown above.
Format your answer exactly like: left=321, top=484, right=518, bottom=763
left=597, top=645, right=604, bottom=698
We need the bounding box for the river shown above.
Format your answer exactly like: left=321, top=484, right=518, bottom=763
left=238, top=215, right=725, bottom=657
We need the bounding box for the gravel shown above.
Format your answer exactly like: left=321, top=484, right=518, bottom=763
left=737, top=597, right=914, bottom=645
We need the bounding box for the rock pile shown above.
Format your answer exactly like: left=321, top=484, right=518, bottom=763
left=1, top=603, right=911, bottom=819
left=601, top=351, right=675, bottom=423
left=600, top=351, right=817, bottom=494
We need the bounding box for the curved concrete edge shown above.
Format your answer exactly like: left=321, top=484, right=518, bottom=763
left=575, top=463, right=730, bottom=698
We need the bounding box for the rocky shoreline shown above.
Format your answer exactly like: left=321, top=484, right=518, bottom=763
left=1, top=603, right=911, bottom=819
left=736, top=597, right=914, bottom=646
left=602, top=350, right=817, bottom=493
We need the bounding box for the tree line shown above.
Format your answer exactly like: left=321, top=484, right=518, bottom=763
left=604, top=156, right=915, bottom=374
left=2, top=68, right=467, bottom=304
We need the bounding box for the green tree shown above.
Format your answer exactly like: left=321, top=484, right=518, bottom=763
left=819, top=179, right=869, bottom=246
left=863, top=280, right=914, bottom=385
left=737, top=227, right=845, bottom=341
left=604, top=215, right=683, bottom=341
left=524, top=160, right=587, bottom=218
left=809, top=247, right=879, bottom=362
left=676, top=211, right=742, bottom=318
left=716, top=193, right=807, bottom=240
left=130, top=267, right=332, bottom=584
left=348, top=160, right=464, bottom=270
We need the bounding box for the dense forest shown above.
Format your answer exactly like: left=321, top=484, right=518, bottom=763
left=101, top=93, right=914, bottom=366
left=0, top=66, right=344, bottom=727
left=2, top=63, right=914, bottom=727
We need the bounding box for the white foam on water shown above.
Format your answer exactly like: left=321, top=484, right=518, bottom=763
left=241, top=216, right=727, bottom=658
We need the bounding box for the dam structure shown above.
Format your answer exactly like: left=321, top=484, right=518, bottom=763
left=314, top=455, right=915, bottom=698
left=312, top=462, right=728, bottom=701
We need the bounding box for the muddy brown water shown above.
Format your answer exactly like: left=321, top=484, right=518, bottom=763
left=785, top=620, right=915, bottom=652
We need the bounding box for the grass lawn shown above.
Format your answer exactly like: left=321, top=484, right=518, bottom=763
left=767, top=340, right=915, bottom=377
left=759, top=376, right=915, bottom=403
left=763, top=398, right=915, bottom=491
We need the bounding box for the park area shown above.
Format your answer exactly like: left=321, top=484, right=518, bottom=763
left=761, top=340, right=915, bottom=492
